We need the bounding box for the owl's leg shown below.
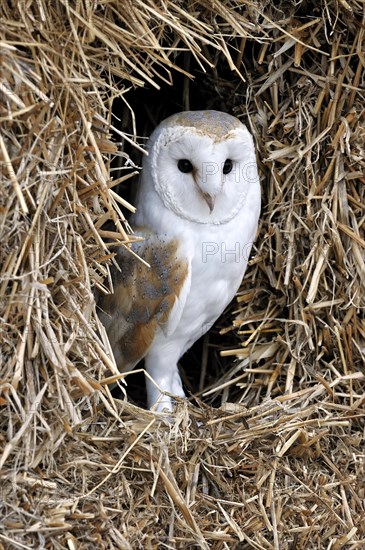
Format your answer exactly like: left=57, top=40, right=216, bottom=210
left=144, top=350, right=185, bottom=411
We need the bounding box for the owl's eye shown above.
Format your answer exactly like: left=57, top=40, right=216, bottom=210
left=177, top=159, right=194, bottom=173
left=223, top=159, right=233, bottom=174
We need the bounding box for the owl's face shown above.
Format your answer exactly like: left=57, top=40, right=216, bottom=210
left=142, top=110, right=259, bottom=225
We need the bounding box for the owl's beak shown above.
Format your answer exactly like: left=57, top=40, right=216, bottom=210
left=201, top=192, right=216, bottom=213
left=193, top=171, right=219, bottom=213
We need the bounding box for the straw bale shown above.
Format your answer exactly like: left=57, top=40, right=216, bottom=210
left=0, top=0, right=364, bottom=548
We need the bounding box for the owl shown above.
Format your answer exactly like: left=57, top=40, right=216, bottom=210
left=98, top=110, right=261, bottom=411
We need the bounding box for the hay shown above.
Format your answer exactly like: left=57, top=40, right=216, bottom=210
left=0, top=0, right=364, bottom=548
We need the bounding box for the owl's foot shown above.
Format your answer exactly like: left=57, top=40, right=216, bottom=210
left=150, top=395, right=180, bottom=413
left=145, top=364, right=185, bottom=412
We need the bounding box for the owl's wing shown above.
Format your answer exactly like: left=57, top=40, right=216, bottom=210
left=97, top=230, right=191, bottom=372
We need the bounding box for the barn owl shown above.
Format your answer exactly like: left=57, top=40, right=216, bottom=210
left=98, top=110, right=260, bottom=411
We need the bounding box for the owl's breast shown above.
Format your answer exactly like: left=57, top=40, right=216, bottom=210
left=167, top=220, right=253, bottom=354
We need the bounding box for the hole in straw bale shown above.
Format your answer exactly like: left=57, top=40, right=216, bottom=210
left=109, top=49, right=258, bottom=408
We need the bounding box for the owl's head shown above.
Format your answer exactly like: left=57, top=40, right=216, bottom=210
left=140, top=110, right=259, bottom=225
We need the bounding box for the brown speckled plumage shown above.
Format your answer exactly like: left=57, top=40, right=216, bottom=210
left=98, top=231, right=189, bottom=370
